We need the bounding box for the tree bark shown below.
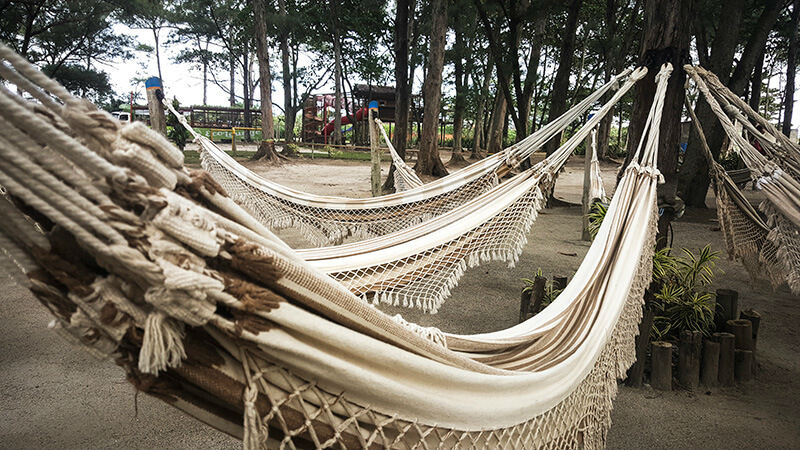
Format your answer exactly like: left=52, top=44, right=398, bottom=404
left=383, top=0, right=411, bottom=192
left=414, top=0, right=448, bottom=177
left=783, top=0, right=800, bottom=136
left=486, top=88, right=507, bottom=154
left=333, top=28, right=343, bottom=145
left=623, top=0, right=692, bottom=248
left=679, top=0, right=782, bottom=207
left=472, top=63, right=492, bottom=158
left=250, top=0, right=280, bottom=162
left=450, top=15, right=467, bottom=163
left=544, top=0, right=583, bottom=156
left=229, top=53, right=236, bottom=107
left=749, top=49, right=765, bottom=112
left=278, top=0, right=295, bottom=152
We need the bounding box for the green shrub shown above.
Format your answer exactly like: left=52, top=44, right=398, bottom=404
left=651, top=245, right=719, bottom=339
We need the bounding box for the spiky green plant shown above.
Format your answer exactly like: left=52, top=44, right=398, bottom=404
left=651, top=245, right=720, bottom=339
left=586, top=202, right=608, bottom=240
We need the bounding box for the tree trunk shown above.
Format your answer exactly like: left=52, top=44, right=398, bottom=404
left=450, top=18, right=467, bottom=163
left=749, top=49, right=765, bottom=112
left=229, top=53, right=236, bottom=107
left=333, top=27, right=343, bottom=145
left=242, top=51, right=252, bottom=140
left=414, top=0, right=448, bottom=177
left=153, top=28, right=163, bottom=84
left=543, top=0, right=583, bottom=156
left=784, top=0, right=800, bottom=136
left=623, top=0, right=692, bottom=248
left=250, top=0, right=280, bottom=162
left=486, top=87, right=508, bottom=154
left=472, top=63, right=492, bottom=158
left=679, top=0, right=781, bottom=207
left=278, top=0, right=295, bottom=152
left=383, top=0, right=411, bottom=192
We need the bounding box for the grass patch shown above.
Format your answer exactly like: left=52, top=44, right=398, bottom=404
left=301, top=149, right=391, bottom=162
left=183, top=150, right=256, bottom=165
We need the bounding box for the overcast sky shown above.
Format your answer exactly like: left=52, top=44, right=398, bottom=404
left=107, top=24, right=800, bottom=130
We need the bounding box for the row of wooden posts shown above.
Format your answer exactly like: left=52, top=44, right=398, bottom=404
left=520, top=283, right=762, bottom=391
left=629, top=288, right=761, bottom=391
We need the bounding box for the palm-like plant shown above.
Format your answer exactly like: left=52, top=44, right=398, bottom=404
left=651, top=245, right=720, bottom=339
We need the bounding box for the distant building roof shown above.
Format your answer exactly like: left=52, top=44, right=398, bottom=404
left=352, top=84, right=396, bottom=100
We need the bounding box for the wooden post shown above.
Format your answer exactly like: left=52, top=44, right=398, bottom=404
left=145, top=77, right=167, bottom=136
left=581, top=128, right=594, bottom=241
left=726, top=319, right=754, bottom=350
left=740, top=309, right=761, bottom=350
left=701, top=338, right=720, bottom=388
left=715, top=332, right=736, bottom=387
left=519, top=289, right=532, bottom=323
left=529, top=275, right=547, bottom=314
left=368, top=102, right=381, bottom=197
left=734, top=349, right=753, bottom=382
left=651, top=341, right=673, bottom=391
left=552, top=276, right=568, bottom=291
left=626, top=307, right=655, bottom=388
left=714, top=288, right=738, bottom=332
left=678, top=330, right=702, bottom=390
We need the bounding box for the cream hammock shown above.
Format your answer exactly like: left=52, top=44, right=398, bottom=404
left=179, top=70, right=640, bottom=246
left=589, top=127, right=609, bottom=203
left=299, top=89, right=629, bottom=313
left=0, top=43, right=671, bottom=449
left=373, top=118, right=423, bottom=192
left=686, top=66, right=800, bottom=294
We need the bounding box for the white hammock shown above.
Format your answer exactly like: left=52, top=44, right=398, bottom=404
left=589, top=127, right=609, bottom=203
left=176, top=70, right=639, bottom=246
left=299, top=83, right=635, bottom=312
left=373, top=118, right=424, bottom=192
left=0, top=44, right=671, bottom=450
left=686, top=66, right=800, bottom=294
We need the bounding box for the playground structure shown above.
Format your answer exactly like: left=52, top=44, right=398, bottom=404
left=302, top=84, right=421, bottom=145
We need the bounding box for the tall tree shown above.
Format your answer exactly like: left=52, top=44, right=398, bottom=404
left=250, top=0, right=280, bottom=161
left=415, top=0, right=448, bottom=176
left=623, top=0, right=693, bottom=246
left=277, top=0, right=295, bottom=150
left=0, top=0, right=133, bottom=108
left=543, top=0, right=584, bottom=155
left=679, top=0, right=785, bottom=207
left=783, top=0, right=800, bottom=136
left=475, top=0, right=548, bottom=145
left=449, top=2, right=472, bottom=162
left=593, top=0, right=643, bottom=160
left=383, top=0, right=411, bottom=192
left=119, top=0, right=171, bottom=84
left=471, top=61, right=492, bottom=157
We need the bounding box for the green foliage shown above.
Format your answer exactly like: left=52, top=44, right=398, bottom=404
left=650, top=245, right=720, bottom=340
left=586, top=202, right=608, bottom=240
left=167, top=98, right=190, bottom=150
left=520, top=268, right=562, bottom=312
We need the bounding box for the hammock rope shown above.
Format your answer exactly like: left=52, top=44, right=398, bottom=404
left=686, top=65, right=800, bottom=294
left=299, top=79, right=641, bottom=313
left=373, top=117, right=424, bottom=192
left=177, top=69, right=641, bottom=246
left=0, top=43, right=670, bottom=449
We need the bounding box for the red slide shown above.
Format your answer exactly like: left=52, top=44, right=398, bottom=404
left=322, top=107, right=367, bottom=136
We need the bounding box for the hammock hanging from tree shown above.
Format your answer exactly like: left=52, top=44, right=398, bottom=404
left=373, top=118, right=424, bottom=192
left=176, top=70, right=641, bottom=247
left=0, top=42, right=670, bottom=450
left=300, top=93, right=626, bottom=313
left=686, top=65, right=800, bottom=294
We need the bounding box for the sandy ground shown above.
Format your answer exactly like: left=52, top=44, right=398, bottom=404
left=1, top=152, right=798, bottom=449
